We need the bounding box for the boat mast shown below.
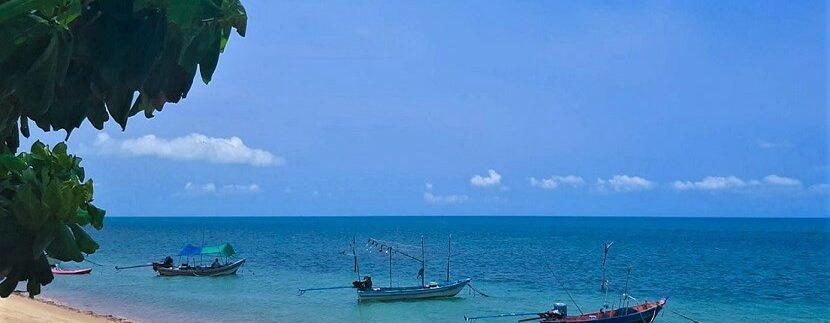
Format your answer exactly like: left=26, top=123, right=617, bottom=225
left=420, top=236, right=426, bottom=286
left=601, top=241, right=613, bottom=291
left=389, top=246, right=393, bottom=288
left=446, top=234, right=451, bottom=282
left=352, top=235, right=360, bottom=280
left=620, top=266, right=632, bottom=309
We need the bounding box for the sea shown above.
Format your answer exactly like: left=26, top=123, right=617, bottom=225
left=37, top=216, right=829, bottom=323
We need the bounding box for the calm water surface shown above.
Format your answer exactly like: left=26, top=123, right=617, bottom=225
left=40, top=217, right=829, bottom=322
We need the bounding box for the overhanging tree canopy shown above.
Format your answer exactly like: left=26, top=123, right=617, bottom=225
left=0, top=0, right=247, bottom=297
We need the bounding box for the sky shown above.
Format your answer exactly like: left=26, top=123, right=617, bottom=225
left=24, top=0, right=828, bottom=217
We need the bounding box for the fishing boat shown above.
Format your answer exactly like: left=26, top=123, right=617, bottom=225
left=465, top=299, right=666, bottom=322
left=466, top=243, right=666, bottom=323
left=357, top=278, right=471, bottom=301
left=116, top=243, right=245, bottom=277
left=300, top=235, right=482, bottom=302
left=48, top=257, right=92, bottom=275
left=51, top=267, right=92, bottom=275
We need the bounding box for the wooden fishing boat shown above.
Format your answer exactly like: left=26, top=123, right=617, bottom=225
left=465, top=299, right=666, bottom=323
left=116, top=243, right=245, bottom=277
left=299, top=235, right=486, bottom=302
left=157, top=258, right=246, bottom=277
left=357, top=278, right=471, bottom=302
left=51, top=267, right=92, bottom=275
left=539, top=299, right=665, bottom=323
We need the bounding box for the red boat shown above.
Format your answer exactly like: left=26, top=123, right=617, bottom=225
left=51, top=267, right=92, bottom=275
left=538, top=299, right=666, bottom=323
left=466, top=299, right=666, bottom=323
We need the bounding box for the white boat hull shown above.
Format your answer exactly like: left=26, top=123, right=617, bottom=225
left=157, top=259, right=246, bottom=277
left=357, top=278, right=471, bottom=302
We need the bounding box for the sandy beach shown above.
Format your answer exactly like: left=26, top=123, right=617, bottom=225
left=0, top=292, right=130, bottom=323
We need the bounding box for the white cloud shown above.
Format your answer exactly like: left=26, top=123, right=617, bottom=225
left=530, top=175, right=585, bottom=189
left=672, top=176, right=747, bottom=191
left=423, top=183, right=469, bottom=204
left=758, top=140, right=790, bottom=150
left=183, top=182, right=260, bottom=196
left=470, top=169, right=502, bottom=187
left=596, top=175, right=655, bottom=192
left=763, top=175, right=801, bottom=187
left=672, top=175, right=804, bottom=191
left=93, top=132, right=284, bottom=167
left=423, top=192, right=469, bottom=204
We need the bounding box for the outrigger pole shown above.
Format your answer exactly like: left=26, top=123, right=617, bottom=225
left=115, top=263, right=153, bottom=270
left=298, top=286, right=354, bottom=295
left=464, top=312, right=541, bottom=322
left=545, top=264, right=584, bottom=315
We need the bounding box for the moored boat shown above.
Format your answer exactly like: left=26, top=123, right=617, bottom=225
left=51, top=267, right=92, bottom=275
left=357, top=278, right=471, bottom=302
left=465, top=299, right=666, bottom=323
left=157, top=258, right=246, bottom=277
left=116, top=242, right=245, bottom=277
left=299, top=235, right=483, bottom=302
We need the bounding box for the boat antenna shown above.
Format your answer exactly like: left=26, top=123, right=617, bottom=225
left=446, top=234, right=452, bottom=282
left=352, top=235, right=360, bottom=280
left=545, top=263, right=584, bottom=315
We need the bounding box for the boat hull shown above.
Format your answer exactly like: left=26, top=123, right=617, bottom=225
left=357, top=278, right=470, bottom=302
left=542, top=299, right=665, bottom=323
left=157, top=259, right=245, bottom=277
left=51, top=268, right=92, bottom=275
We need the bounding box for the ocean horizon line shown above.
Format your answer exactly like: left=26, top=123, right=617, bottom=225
left=102, top=214, right=830, bottom=219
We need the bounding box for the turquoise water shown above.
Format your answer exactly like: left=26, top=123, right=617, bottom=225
left=39, top=217, right=829, bottom=322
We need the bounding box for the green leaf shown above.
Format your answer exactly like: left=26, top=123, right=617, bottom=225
left=74, top=207, right=90, bottom=226
left=105, top=87, right=135, bottom=130
left=30, top=141, right=49, bottom=160
left=69, top=223, right=98, bottom=254
left=0, top=154, right=27, bottom=172
left=31, top=222, right=58, bottom=259
left=26, top=276, right=41, bottom=297
left=87, top=203, right=105, bottom=230
left=46, top=224, right=83, bottom=262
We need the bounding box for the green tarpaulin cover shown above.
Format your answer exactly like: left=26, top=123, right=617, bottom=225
left=178, top=243, right=236, bottom=257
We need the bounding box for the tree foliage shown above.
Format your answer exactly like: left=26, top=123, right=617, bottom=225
left=0, top=141, right=103, bottom=297
left=0, top=0, right=247, bottom=297
left=0, top=0, right=247, bottom=151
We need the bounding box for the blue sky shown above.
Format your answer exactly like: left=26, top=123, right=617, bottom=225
left=26, top=1, right=828, bottom=216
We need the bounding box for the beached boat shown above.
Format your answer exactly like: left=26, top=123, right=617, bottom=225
left=357, top=278, right=471, bottom=301
left=51, top=267, right=92, bottom=275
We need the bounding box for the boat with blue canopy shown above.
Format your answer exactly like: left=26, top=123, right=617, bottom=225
left=155, top=243, right=245, bottom=277
left=116, top=243, right=245, bottom=277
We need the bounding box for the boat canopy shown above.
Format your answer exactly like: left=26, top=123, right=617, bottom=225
left=178, top=243, right=236, bottom=257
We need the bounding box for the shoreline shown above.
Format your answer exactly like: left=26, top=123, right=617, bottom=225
left=0, top=292, right=132, bottom=323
